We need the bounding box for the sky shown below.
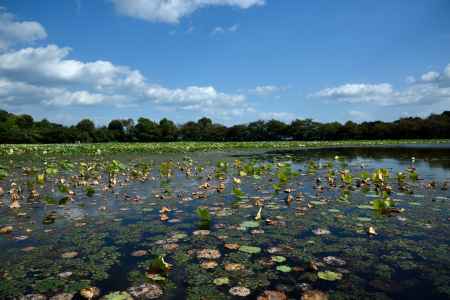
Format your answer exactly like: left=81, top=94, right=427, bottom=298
left=0, top=0, right=450, bottom=126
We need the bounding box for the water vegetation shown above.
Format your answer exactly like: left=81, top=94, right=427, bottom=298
left=0, top=145, right=449, bottom=299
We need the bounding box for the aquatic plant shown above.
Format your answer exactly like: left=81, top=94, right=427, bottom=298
left=148, top=255, right=171, bottom=274
left=372, top=193, right=395, bottom=214
left=196, top=207, right=212, bottom=228
left=0, top=164, right=8, bottom=180
left=232, top=187, right=246, bottom=199
left=239, top=245, right=261, bottom=254
left=340, top=169, right=353, bottom=185
left=159, top=161, right=173, bottom=177
left=372, top=168, right=389, bottom=186
left=317, top=271, right=343, bottom=281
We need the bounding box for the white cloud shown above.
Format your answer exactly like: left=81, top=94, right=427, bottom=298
left=0, top=78, right=114, bottom=107
left=421, top=71, right=440, bottom=82
left=312, top=75, right=450, bottom=106
left=0, top=44, right=251, bottom=119
left=0, top=7, right=47, bottom=50
left=211, top=24, right=239, bottom=35
left=248, top=85, right=286, bottom=96
left=0, top=45, right=145, bottom=89
left=111, top=0, right=264, bottom=23
left=313, top=83, right=393, bottom=101
left=416, top=64, right=450, bottom=87
left=211, top=27, right=225, bottom=35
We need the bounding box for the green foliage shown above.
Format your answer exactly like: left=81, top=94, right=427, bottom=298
left=232, top=187, right=245, bottom=199
left=340, top=170, right=353, bottom=185
left=1, top=108, right=450, bottom=144
left=397, top=171, right=407, bottom=183
left=359, top=171, right=370, bottom=181
left=409, top=169, right=418, bottom=181
left=45, top=164, right=58, bottom=176
left=107, top=160, right=126, bottom=177
left=215, top=160, right=228, bottom=178
left=372, top=168, right=390, bottom=185
left=0, top=164, right=8, bottom=180
left=85, top=186, right=95, bottom=197
left=149, top=255, right=170, bottom=274
left=307, top=160, right=319, bottom=173
left=372, top=195, right=395, bottom=214
left=160, top=161, right=173, bottom=177
left=196, top=207, right=212, bottom=224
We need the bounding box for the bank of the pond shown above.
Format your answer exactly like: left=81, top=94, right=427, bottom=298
left=1, top=139, right=449, bottom=156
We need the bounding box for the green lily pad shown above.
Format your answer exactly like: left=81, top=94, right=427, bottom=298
left=318, top=271, right=343, bottom=281
left=173, top=233, right=188, bottom=239
left=239, top=245, right=261, bottom=254
left=271, top=256, right=286, bottom=263
left=357, top=205, right=373, bottom=210
left=240, top=221, right=260, bottom=229
left=310, top=201, right=326, bottom=205
left=213, top=277, right=230, bottom=286
left=147, top=274, right=166, bottom=281
left=101, top=291, right=133, bottom=300
left=276, top=265, right=292, bottom=272
left=356, top=217, right=371, bottom=222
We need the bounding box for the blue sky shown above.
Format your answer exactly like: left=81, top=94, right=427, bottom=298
left=0, top=0, right=450, bottom=126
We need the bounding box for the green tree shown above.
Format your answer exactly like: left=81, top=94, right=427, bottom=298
left=159, top=118, right=178, bottom=141
left=135, top=117, right=160, bottom=142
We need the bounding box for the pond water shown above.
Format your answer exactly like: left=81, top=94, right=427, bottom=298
left=0, top=145, right=449, bottom=300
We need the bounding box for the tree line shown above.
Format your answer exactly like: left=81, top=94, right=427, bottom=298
left=0, top=109, right=449, bottom=144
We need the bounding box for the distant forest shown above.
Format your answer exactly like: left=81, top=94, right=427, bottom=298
left=1, top=109, right=449, bottom=144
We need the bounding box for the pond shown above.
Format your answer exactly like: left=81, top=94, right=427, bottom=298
left=0, top=144, right=449, bottom=300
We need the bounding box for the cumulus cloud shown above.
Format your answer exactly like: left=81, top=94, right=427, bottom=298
left=248, top=85, right=286, bottom=96
left=0, top=78, right=113, bottom=107
left=211, top=24, right=239, bottom=35
left=313, top=83, right=393, bottom=102
left=0, top=7, right=47, bottom=50
left=312, top=64, right=450, bottom=107
left=111, top=0, right=264, bottom=23
left=416, top=64, right=450, bottom=87
left=421, top=71, right=440, bottom=82
left=0, top=44, right=250, bottom=119
left=0, top=45, right=145, bottom=89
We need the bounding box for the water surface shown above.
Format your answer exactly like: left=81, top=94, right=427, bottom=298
left=0, top=145, right=449, bottom=299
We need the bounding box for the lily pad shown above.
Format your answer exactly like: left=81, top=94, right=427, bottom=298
left=271, top=256, right=287, bottom=263
left=276, top=265, right=292, bottom=273
left=100, top=291, right=133, bottom=300
left=213, top=277, right=230, bottom=286
left=317, top=271, right=343, bottom=281
left=238, top=245, right=261, bottom=254
left=240, top=220, right=260, bottom=228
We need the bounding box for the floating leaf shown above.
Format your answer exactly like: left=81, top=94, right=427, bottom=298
left=317, top=271, right=343, bottom=281
left=101, top=291, right=133, bottom=300
left=271, top=256, right=286, bottom=263
left=240, top=220, right=260, bottom=229
left=239, top=245, right=261, bottom=254
left=276, top=265, right=292, bottom=273
left=213, top=277, right=230, bottom=286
